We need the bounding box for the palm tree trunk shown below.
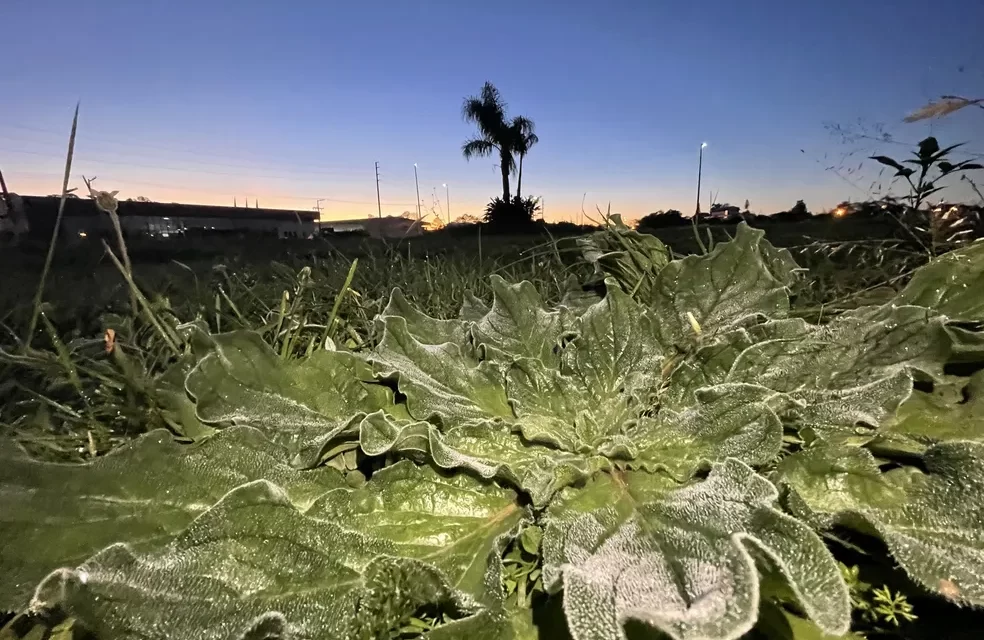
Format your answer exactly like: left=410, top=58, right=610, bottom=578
left=516, top=154, right=524, bottom=200
left=499, top=148, right=511, bottom=201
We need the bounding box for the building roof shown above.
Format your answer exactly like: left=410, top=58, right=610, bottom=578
left=18, top=195, right=318, bottom=221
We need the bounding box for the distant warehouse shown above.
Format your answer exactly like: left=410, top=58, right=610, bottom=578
left=13, top=195, right=318, bottom=241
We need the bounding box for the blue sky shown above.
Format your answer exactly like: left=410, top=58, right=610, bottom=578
left=3, top=0, right=983, bottom=221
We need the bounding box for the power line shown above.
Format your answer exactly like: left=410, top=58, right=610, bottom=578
left=3, top=169, right=418, bottom=206
left=2, top=123, right=367, bottom=174
left=0, top=132, right=366, bottom=177
left=0, top=145, right=366, bottom=183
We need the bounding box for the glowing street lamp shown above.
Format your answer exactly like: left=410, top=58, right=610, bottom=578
left=696, top=142, right=708, bottom=216
left=442, top=183, right=450, bottom=221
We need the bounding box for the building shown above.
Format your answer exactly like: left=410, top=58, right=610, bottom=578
left=319, top=215, right=423, bottom=239
left=705, top=203, right=741, bottom=221
left=15, top=196, right=318, bottom=241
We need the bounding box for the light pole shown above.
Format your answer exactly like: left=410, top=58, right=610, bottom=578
left=442, top=183, right=450, bottom=222
left=413, top=163, right=422, bottom=223
left=695, top=142, right=708, bottom=217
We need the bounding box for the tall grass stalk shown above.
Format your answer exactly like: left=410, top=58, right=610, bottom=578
left=24, top=103, right=79, bottom=349
left=101, top=241, right=182, bottom=356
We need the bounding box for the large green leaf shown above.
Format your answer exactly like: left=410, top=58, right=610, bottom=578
left=777, top=441, right=984, bottom=606
left=631, top=383, right=783, bottom=478
left=882, top=370, right=984, bottom=443
left=371, top=314, right=513, bottom=427
left=186, top=331, right=402, bottom=467
left=382, top=287, right=471, bottom=347
left=542, top=461, right=850, bottom=640
left=30, top=481, right=509, bottom=640
left=895, top=239, right=984, bottom=321
left=473, top=275, right=570, bottom=366
left=358, top=412, right=609, bottom=509
left=308, top=459, right=526, bottom=602
left=0, top=427, right=344, bottom=611
left=721, top=304, right=950, bottom=435
left=650, top=224, right=794, bottom=350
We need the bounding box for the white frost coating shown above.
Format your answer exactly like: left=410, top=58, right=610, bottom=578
left=546, top=461, right=851, bottom=640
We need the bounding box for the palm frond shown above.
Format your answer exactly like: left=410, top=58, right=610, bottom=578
left=509, top=116, right=539, bottom=155
left=462, top=139, right=496, bottom=160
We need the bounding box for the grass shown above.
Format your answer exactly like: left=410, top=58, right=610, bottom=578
left=0, top=216, right=942, bottom=464
left=3, top=206, right=981, bottom=640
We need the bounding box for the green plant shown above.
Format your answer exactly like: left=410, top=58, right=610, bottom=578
left=840, top=564, right=917, bottom=635
left=2, top=226, right=984, bottom=639
left=870, top=136, right=983, bottom=211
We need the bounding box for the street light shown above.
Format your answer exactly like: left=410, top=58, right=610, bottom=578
left=696, top=142, right=708, bottom=217
left=413, top=163, right=421, bottom=223
left=442, top=183, right=450, bottom=222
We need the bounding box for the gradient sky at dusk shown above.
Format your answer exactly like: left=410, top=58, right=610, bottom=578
left=4, top=0, right=983, bottom=222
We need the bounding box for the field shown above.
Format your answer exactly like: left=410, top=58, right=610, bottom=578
left=1, top=215, right=983, bottom=640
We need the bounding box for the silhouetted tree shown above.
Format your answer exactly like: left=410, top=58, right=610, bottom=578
left=462, top=83, right=515, bottom=201
left=510, top=116, right=538, bottom=199
left=461, top=83, right=538, bottom=203
left=791, top=200, right=809, bottom=217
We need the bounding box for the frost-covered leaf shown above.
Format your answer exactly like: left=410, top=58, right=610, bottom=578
left=564, top=283, right=667, bottom=399
left=383, top=287, right=471, bottom=346
left=631, top=383, right=783, bottom=479
left=542, top=461, right=850, bottom=640
left=473, top=275, right=569, bottom=365
left=895, top=239, right=984, bottom=321
left=0, top=427, right=344, bottom=611
left=308, top=459, right=525, bottom=601
left=882, top=370, right=984, bottom=443
left=505, top=286, right=666, bottom=451
left=358, top=412, right=609, bottom=508
left=186, top=331, right=399, bottom=467
left=371, top=315, right=512, bottom=427
left=650, top=224, right=793, bottom=350
left=722, top=305, right=949, bottom=435
left=31, top=480, right=516, bottom=640
left=777, top=441, right=984, bottom=606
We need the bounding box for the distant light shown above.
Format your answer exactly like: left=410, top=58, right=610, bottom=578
left=442, top=183, right=447, bottom=188
left=78, top=231, right=87, bottom=237
left=833, top=207, right=846, bottom=218
left=413, top=163, right=417, bottom=167
left=701, top=142, right=708, bottom=148
left=162, top=217, right=169, bottom=220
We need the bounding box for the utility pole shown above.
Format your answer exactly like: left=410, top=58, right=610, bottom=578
left=413, top=163, right=421, bottom=223
left=0, top=166, right=12, bottom=214
left=374, top=162, right=382, bottom=219
left=313, top=198, right=325, bottom=220
left=695, top=142, right=707, bottom=217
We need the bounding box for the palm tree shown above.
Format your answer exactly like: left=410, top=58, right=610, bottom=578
left=461, top=82, right=515, bottom=201
left=509, top=116, right=538, bottom=200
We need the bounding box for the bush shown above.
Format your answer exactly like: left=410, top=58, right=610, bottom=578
left=484, top=196, right=540, bottom=229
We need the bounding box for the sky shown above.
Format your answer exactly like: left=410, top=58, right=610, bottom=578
left=3, top=0, right=984, bottom=223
